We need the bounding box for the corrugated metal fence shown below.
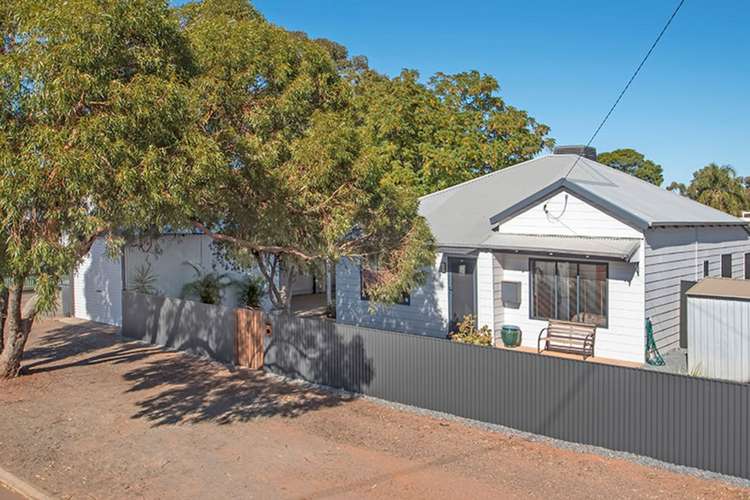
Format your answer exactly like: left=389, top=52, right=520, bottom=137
left=265, top=314, right=750, bottom=480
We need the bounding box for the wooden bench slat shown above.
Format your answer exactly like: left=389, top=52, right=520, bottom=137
left=538, top=319, right=596, bottom=359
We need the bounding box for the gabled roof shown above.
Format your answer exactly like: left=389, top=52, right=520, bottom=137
left=419, top=154, right=747, bottom=247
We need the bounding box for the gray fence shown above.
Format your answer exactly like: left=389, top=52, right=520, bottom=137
left=122, top=291, right=236, bottom=364
left=265, top=314, right=750, bottom=480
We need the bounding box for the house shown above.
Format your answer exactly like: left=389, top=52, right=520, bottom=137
left=336, top=146, right=750, bottom=364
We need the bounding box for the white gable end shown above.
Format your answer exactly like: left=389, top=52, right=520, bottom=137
left=495, top=190, right=643, bottom=239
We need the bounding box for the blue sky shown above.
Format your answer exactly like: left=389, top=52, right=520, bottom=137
left=175, top=1, right=749, bottom=185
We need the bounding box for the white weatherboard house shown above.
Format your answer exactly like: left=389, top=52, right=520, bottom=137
left=336, top=147, right=750, bottom=364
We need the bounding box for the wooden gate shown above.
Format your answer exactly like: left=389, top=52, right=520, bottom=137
left=235, top=308, right=264, bottom=369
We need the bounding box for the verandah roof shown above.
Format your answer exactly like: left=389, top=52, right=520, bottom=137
left=443, top=233, right=642, bottom=262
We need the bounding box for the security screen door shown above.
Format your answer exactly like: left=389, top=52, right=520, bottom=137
left=448, top=257, right=477, bottom=331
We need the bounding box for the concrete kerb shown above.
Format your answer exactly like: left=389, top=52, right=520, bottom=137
left=0, top=466, right=55, bottom=500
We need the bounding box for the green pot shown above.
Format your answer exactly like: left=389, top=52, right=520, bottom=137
left=500, top=325, right=522, bottom=348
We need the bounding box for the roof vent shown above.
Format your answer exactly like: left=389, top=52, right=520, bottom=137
left=553, top=145, right=597, bottom=160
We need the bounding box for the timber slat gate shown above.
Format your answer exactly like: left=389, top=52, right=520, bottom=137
left=235, top=308, right=264, bottom=369
left=265, top=314, right=750, bottom=480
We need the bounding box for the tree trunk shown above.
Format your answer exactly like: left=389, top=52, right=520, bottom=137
left=0, top=281, right=31, bottom=379
left=325, top=260, right=333, bottom=308
left=284, top=270, right=295, bottom=315
left=0, top=286, right=8, bottom=353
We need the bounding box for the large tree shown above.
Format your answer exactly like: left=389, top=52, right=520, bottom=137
left=685, top=164, right=747, bottom=216
left=1, top=0, right=555, bottom=376
left=174, top=0, right=436, bottom=311
left=0, top=0, right=209, bottom=378
left=597, top=148, right=664, bottom=186
left=347, top=69, right=553, bottom=195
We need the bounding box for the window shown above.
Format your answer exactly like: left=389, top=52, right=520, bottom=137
left=745, top=253, right=750, bottom=280
left=530, top=259, right=608, bottom=327
left=704, top=260, right=709, bottom=278
left=721, top=254, right=732, bottom=278
left=360, top=258, right=410, bottom=305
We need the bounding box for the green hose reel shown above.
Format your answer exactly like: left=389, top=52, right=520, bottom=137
left=645, top=318, right=665, bottom=366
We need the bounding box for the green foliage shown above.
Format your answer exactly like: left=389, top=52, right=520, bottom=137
left=130, top=262, right=159, bottom=296
left=349, top=69, right=554, bottom=196
left=0, top=0, right=554, bottom=373
left=597, top=149, right=664, bottom=186
left=666, top=164, right=748, bottom=216
left=685, top=164, right=747, bottom=216
left=448, top=315, right=493, bottom=346
left=666, top=181, right=687, bottom=195
left=236, top=275, right=265, bottom=308
left=181, top=262, right=232, bottom=305
left=0, top=0, right=200, bottom=314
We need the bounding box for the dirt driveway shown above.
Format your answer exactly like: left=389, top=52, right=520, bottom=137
left=0, top=318, right=748, bottom=499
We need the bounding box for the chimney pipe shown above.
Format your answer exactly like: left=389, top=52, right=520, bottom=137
left=553, top=145, right=597, bottom=160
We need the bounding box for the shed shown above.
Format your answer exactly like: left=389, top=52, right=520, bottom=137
left=686, top=278, right=750, bottom=382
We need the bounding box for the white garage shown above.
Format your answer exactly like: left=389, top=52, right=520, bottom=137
left=72, top=238, right=123, bottom=326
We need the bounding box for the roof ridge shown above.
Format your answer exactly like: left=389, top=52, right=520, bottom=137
left=571, top=158, right=745, bottom=223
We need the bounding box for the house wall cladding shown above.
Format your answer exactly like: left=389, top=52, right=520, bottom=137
left=124, top=234, right=272, bottom=310
left=494, top=190, right=643, bottom=239
left=266, top=314, right=750, bottom=480
left=122, top=291, right=237, bottom=364
left=496, top=252, right=645, bottom=363
left=645, top=227, right=750, bottom=352
left=335, top=254, right=450, bottom=338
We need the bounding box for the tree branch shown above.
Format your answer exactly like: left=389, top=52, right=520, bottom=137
left=193, top=221, right=318, bottom=262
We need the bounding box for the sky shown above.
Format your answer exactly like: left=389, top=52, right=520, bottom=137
left=174, top=0, right=749, bottom=185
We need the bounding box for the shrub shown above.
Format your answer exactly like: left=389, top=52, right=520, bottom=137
left=237, top=275, right=266, bottom=308
left=448, top=315, right=492, bottom=346
left=130, top=262, right=160, bottom=295
left=181, top=262, right=232, bottom=305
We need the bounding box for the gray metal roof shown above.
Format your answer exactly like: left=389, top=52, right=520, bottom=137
left=419, top=154, right=746, bottom=247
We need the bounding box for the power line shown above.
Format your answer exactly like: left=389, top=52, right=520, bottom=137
left=564, top=0, right=687, bottom=179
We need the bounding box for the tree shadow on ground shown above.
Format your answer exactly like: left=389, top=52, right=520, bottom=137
left=123, top=355, right=350, bottom=426
left=22, top=319, right=353, bottom=427
left=22, top=321, right=163, bottom=374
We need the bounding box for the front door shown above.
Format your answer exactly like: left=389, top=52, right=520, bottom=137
left=448, top=256, right=477, bottom=332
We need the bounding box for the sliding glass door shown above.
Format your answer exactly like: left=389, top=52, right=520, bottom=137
left=530, top=259, right=608, bottom=327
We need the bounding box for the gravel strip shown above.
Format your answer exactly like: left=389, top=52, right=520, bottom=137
left=267, top=370, right=750, bottom=489
left=120, top=333, right=750, bottom=489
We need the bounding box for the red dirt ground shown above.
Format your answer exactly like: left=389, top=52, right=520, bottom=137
left=0, top=318, right=748, bottom=499
left=0, top=483, right=23, bottom=500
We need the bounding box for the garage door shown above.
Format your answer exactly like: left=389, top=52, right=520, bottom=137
left=73, top=239, right=123, bottom=326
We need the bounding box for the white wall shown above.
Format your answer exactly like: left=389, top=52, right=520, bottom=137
left=476, top=251, right=494, bottom=331
left=497, top=249, right=645, bottom=363
left=491, top=189, right=646, bottom=363
left=688, top=296, right=750, bottom=382
left=73, top=238, right=123, bottom=326
left=495, top=190, right=642, bottom=239
left=124, top=234, right=271, bottom=310
left=645, top=226, right=750, bottom=352
left=336, top=254, right=449, bottom=337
